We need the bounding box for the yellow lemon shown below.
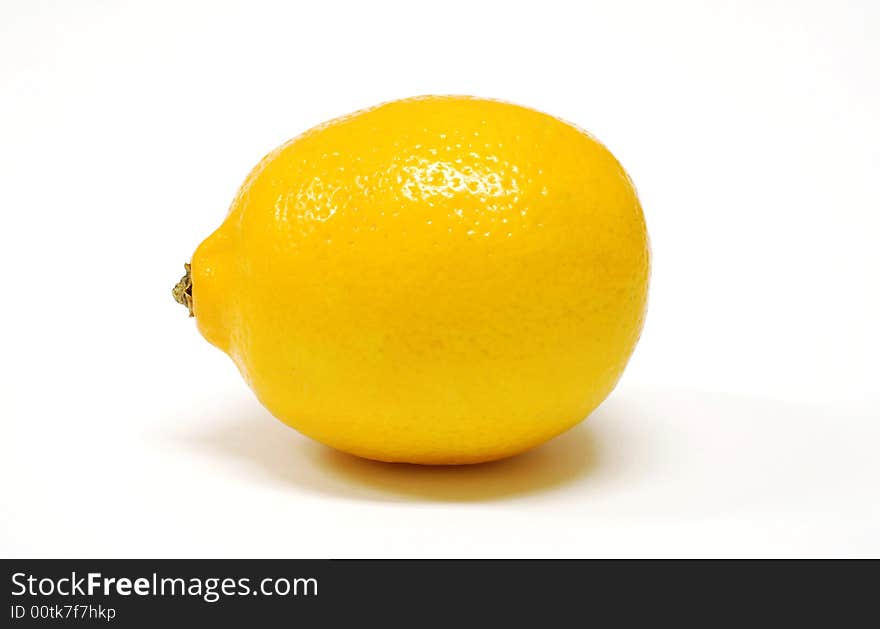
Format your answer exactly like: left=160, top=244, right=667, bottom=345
left=175, top=96, right=649, bottom=465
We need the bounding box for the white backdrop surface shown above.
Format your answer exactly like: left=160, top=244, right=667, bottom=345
left=1, top=0, right=878, bottom=557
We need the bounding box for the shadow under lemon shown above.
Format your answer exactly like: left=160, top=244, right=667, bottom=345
left=186, top=403, right=600, bottom=502
left=174, top=389, right=880, bottom=518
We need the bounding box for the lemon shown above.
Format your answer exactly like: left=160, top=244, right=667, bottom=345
left=175, top=96, right=649, bottom=464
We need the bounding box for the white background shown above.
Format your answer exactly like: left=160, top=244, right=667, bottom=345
left=2, top=0, right=878, bottom=557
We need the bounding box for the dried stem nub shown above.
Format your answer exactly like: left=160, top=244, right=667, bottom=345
left=172, top=263, right=194, bottom=317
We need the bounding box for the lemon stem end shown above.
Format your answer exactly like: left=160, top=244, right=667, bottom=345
left=172, top=263, right=194, bottom=317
